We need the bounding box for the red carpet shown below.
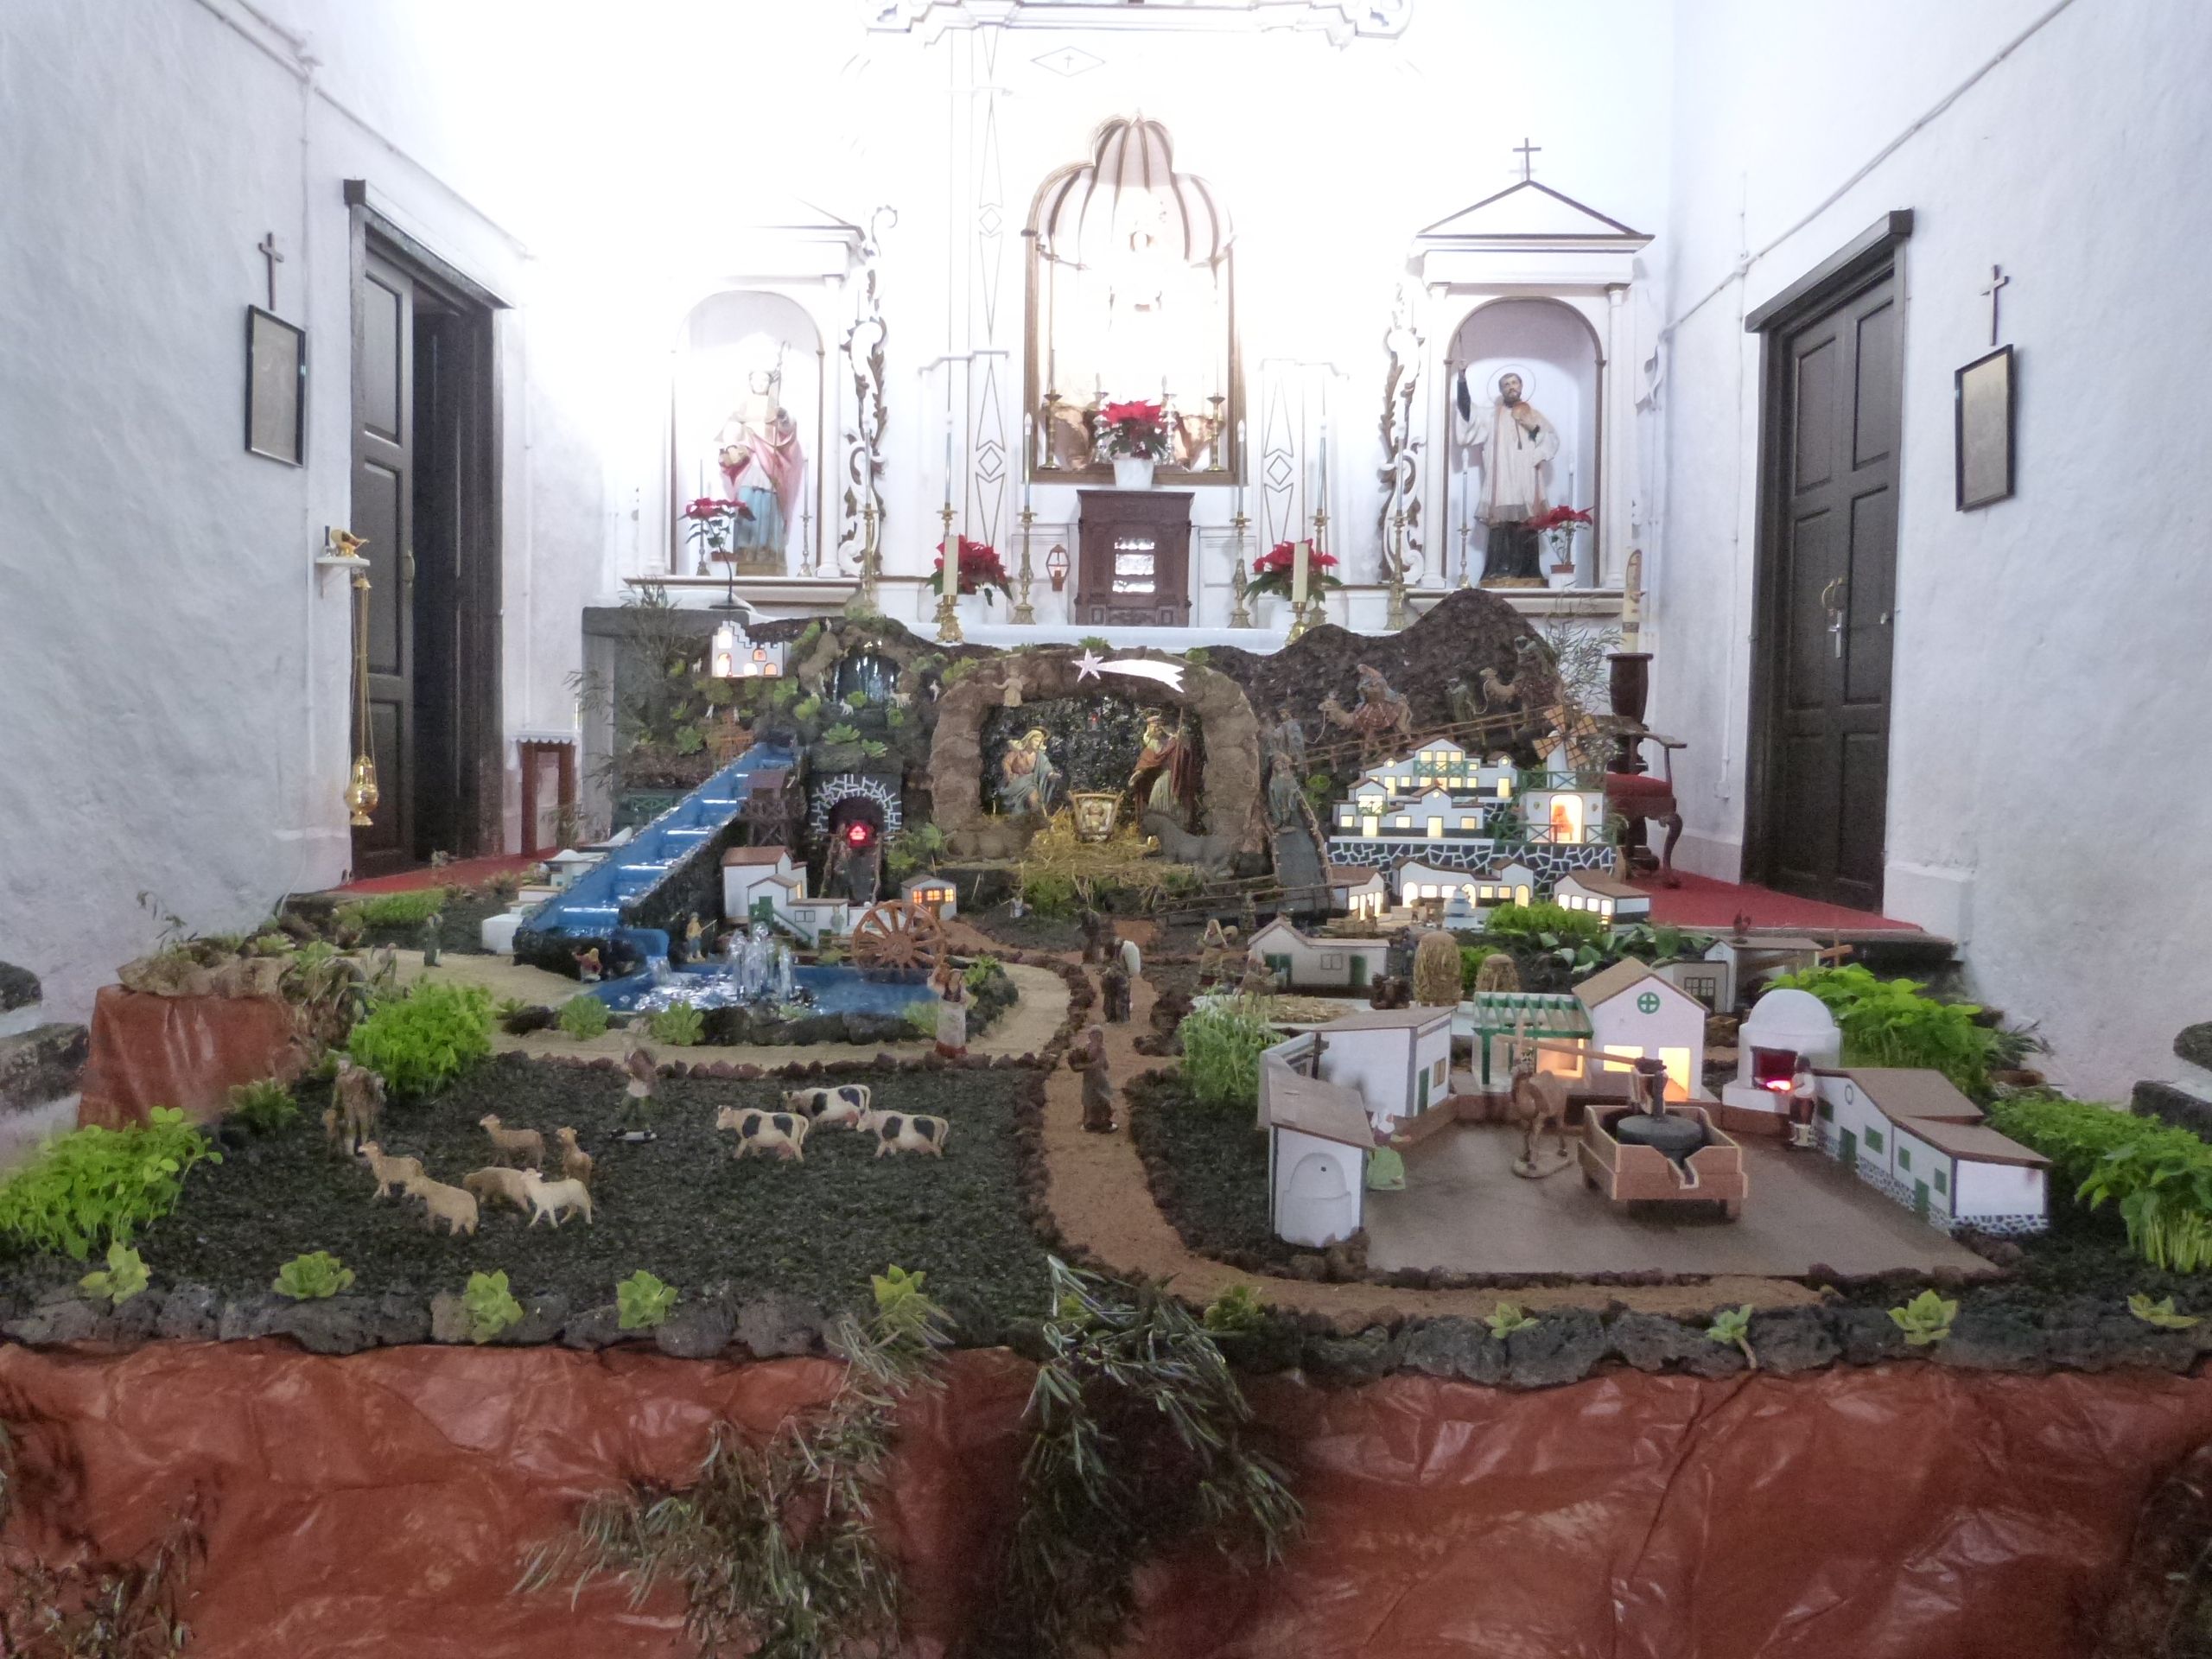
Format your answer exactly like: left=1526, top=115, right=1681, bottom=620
left=334, top=854, right=537, bottom=895
left=1634, top=870, right=1916, bottom=933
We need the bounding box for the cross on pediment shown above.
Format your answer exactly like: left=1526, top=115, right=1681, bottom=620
left=1514, top=137, right=1541, bottom=181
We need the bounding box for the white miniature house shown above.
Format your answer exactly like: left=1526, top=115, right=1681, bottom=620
left=1259, top=1055, right=1372, bottom=1249
left=1573, top=960, right=1708, bottom=1102
left=1813, top=1069, right=2050, bottom=1235
left=1247, top=917, right=1389, bottom=993
left=547, top=847, right=604, bottom=891
left=1553, top=872, right=1652, bottom=925
left=721, top=846, right=798, bottom=920
left=901, top=872, right=958, bottom=918
left=1329, top=866, right=1389, bottom=921
left=1299, top=1007, right=1456, bottom=1133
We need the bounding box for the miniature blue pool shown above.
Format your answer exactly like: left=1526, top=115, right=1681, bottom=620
left=590, top=961, right=932, bottom=1017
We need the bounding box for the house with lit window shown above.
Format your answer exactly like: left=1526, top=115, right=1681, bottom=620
left=1553, top=871, right=1653, bottom=925
left=1328, top=865, right=1389, bottom=920
left=708, top=617, right=785, bottom=679
left=1812, top=1068, right=2049, bottom=1235
left=1572, top=959, right=1708, bottom=1103
left=1393, top=858, right=1538, bottom=912
left=1519, top=779, right=1609, bottom=846
left=900, top=872, right=958, bottom=918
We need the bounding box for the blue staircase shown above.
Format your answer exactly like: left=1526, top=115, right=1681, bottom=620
left=522, top=743, right=798, bottom=961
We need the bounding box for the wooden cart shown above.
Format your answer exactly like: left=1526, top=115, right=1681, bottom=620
left=1579, top=1104, right=1748, bottom=1219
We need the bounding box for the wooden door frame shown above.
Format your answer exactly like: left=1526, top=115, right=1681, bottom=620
left=1740, top=211, right=1912, bottom=896
left=344, top=181, right=508, bottom=861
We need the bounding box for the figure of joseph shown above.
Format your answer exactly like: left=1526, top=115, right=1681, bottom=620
left=997, top=728, right=1061, bottom=817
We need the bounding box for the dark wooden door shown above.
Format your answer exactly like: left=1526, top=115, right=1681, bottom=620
left=1757, top=269, right=1901, bottom=912
left=351, top=251, right=416, bottom=875
left=1074, top=489, right=1192, bottom=627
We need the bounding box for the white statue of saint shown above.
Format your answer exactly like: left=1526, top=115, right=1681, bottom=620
left=1459, top=368, right=1560, bottom=581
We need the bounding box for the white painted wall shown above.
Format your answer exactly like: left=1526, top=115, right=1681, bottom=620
left=1648, top=0, right=2212, bottom=1097
left=1955, top=1158, right=2044, bottom=1223
left=0, top=0, right=593, bottom=1019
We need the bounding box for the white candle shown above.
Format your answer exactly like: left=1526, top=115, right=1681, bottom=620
left=943, top=413, right=954, bottom=510
left=1022, top=412, right=1034, bottom=514
left=1621, top=549, right=1643, bottom=652
left=1234, top=419, right=1246, bottom=521
left=1293, top=536, right=1310, bottom=607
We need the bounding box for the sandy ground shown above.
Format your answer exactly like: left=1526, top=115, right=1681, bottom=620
left=1368, top=1126, right=1993, bottom=1278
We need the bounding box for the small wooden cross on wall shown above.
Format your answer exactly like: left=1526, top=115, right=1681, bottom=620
left=1980, top=264, right=2010, bottom=348
left=257, top=231, right=283, bottom=313
left=1514, top=137, right=1542, bottom=181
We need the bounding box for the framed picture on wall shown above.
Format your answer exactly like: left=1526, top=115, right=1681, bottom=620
left=1954, top=344, right=2014, bottom=511
left=245, top=305, right=306, bottom=466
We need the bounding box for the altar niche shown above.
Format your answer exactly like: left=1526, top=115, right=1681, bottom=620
left=1448, top=299, right=1601, bottom=587
left=671, top=289, right=823, bottom=575
left=1074, top=488, right=1193, bottom=627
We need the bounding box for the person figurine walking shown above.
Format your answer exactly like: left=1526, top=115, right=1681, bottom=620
left=1198, top=918, right=1233, bottom=985
left=1100, top=957, right=1130, bottom=1024
left=620, top=1042, right=659, bottom=1141
left=417, top=912, right=442, bottom=969
left=1070, top=1024, right=1116, bottom=1134
left=934, top=961, right=969, bottom=1058
left=1787, top=1054, right=1820, bottom=1150
left=1081, top=907, right=1117, bottom=967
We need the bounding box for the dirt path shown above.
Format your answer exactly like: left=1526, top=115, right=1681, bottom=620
left=956, top=923, right=1818, bottom=1322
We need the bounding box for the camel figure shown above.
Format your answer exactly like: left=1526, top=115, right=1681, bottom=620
left=1319, top=665, right=1414, bottom=762
left=1506, top=1044, right=1573, bottom=1179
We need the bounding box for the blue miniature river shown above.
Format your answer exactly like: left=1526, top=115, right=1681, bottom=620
left=592, top=962, right=933, bottom=1017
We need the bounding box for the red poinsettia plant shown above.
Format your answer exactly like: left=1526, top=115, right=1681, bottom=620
left=931, top=534, right=1010, bottom=603
left=1522, top=505, right=1593, bottom=534
left=1246, top=538, right=1341, bottom=603
left=1096, top=398, right=1170, bottom=461
left=683, top=496, right=753, bottom=561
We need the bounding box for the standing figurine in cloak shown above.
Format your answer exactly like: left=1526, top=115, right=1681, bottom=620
left=417, top=912, right=442, bottom=969
left=1198, top=918, right=1235, bottom=986
left=1263, top=702, right=1306, bottom=779
left=1459, top=368, right=1560, bottom=583
left=620, top=1043, right=659, bottom=1141
left=933, top=960, right=968, bottom=1058
left=1266, top=751, right=1305, bottom=829
left=715, top=364, right=805, bottom=562
left=1069, top=1023, right=1116, bottom=1133
left=1128, top=710, right=1199, bottom=824
left=1099, top=957, right=1131, bottom=1024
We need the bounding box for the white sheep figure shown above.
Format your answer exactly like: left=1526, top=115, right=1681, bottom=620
left=520, top=1168, right=594, bottom=1229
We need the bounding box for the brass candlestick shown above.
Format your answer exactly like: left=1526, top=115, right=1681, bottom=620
left=1228, top=512, right=1254, bottom=629
left=1013, top=506, right=1038, bottom=625
left=934, top=500, right=963, bottom=643
left=345, top=560, right=379, bottom=827
left=1456, top=520, right=1473, bottom=588
left=1385, top=509, right=1411, bottom=630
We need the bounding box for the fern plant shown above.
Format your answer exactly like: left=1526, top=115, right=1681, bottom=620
left=228, top=1078, right=300, bottom=1135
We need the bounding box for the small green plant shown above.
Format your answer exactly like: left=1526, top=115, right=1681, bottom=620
left=617, top=1269, right=679, bottom=1331
left=869, top=1264, right=935, bottom=1338
left=1019, top=869, right=1078, bottom=918
left=842, top=689, right=871, bottom=710
left=0, top=1108, right=221, bottom=1260
left=1707, top=1304, right=1757, bottom=1368
left=1179, top=999, right=1277, bottom=1109
left=792, top=694, right=823, bottom=722
left=227, top=1077, right=300, bottom=1135
left=272, top=1250, right=356, bottom=1300
left=1887, top=1289, right=1957, bottom=1347
left=940, top=656, right=978, bottom=685
left=1077, top=634, right=1111, bottom=653
left=558, top=994, right=613, bottom=1040
left=884, top=704, right=906, bottom=729
left=1183, top=646, right=1211, bottom=665
left=1202, top=1283, right=1268, bottom=1336
left=647, top=1001, right=705, bottom=1046
left=2128, top=1293, right=2201, bottom=1330
left=1484, top=1302, right=1538, bottom=1339
left=464, top=1269, right=525, bottom=1343
left=902, top=1002, right=940, bottom=1041
left=333, top=887, right=449, bottom=932
left=346, top=980, right=495, bottom=1096
left=821, top=721, right=863, bottom=745
left=859, top=739, right=888, bottom=760
left=79, top=1242, right=151, bottom=1306
left=1989, top=1093, right=2212, bottom=1271
left=963, top=953, right=1001, bottom=992
left=1481, top=901, right=1607, bottom=949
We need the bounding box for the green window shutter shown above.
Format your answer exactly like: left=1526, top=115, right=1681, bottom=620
left=1934, top=1167, right=1948, bottom=1195
left=1897, top=1147, right=1910, bottom=1171
left=1866, top=1128, right=1885, bottom=1154
left=1818, top=1099, right=1834, bottom=1121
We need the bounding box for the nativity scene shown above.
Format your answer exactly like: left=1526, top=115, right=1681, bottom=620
left=2, top=2, right=2209, bottom=1654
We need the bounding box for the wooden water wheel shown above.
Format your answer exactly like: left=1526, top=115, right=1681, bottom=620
left=849, top=900, right=947, bottom=973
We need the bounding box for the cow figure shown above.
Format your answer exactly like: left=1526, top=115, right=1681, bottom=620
left=715, top=1105, right=810, bottom=1163
left=866, top=1111, right=951, bottom=1159
left=782, top=1084, right=874, bottom=1129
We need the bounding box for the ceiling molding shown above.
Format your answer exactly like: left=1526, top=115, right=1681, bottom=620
left=862, top=0, right=1410, bottom=48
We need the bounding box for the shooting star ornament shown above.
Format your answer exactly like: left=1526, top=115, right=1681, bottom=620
left=1071, top=649, right=1185, bottom=694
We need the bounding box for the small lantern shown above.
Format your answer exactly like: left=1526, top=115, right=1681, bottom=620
left=1046, top=542, right=1070, bottom=593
